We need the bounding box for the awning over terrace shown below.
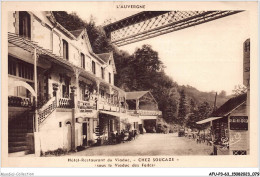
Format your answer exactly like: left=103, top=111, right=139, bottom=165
left=196, top=117, right=223, bottom=124
left=99, top=111, right=122, bottom=117
left=100, top=111, right=140, bottom=122
left=8, top=32, right=76, bottom=71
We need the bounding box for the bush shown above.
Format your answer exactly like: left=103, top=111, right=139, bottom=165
left=76, top=146, right=86, bottom=152
left=88, top=140, right=95, bottom=146
left=43, top=148, right=67, bottom=156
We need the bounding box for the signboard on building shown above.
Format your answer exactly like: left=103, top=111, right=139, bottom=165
left=230, top=116, right=248, bottom=130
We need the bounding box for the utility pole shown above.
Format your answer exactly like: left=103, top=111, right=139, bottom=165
left=213, top=92, right=217, bottom=111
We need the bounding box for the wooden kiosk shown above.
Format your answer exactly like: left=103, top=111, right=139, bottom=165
left=197, top=93, right=249, bottom=155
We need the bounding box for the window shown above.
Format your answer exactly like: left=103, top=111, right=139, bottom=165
left=109, top=60, right=111, bottom=65
left=8, top=55, right=33, bottom=81
left=92, top=61, right=96, bottom=74
left=19, top=11, right=31, bottom=39
left=93, top=120, right=97, bottom=133
left=62, top=77, right=70, bottom=98
left=62, top=39, right=69, bottom=60
left=81, top=86, right=85, bottom=100
left=8, top=59, right=16, bottom=76
left=109, top=119, right=114, bottom=132
left=100, top=90, right=105, bottom=98
left=81, top=53, right=85, bottom=69
left=109, top=72, right=111, bottom=84
left=18, top=62, right=33, bottom=80
left=101, top=67, right=104, bottom=79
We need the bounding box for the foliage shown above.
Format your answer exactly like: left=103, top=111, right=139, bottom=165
left=177, top=89, right=189, bottom=126
left=121, top=118, right=132, bottom=132
left=186, top=101, right=213, bottom=131
left=232, top=84, right=248, bottom=96
left=88, top=140, right=95, bottom=146
left=52, top=11, right=86, bottom=31
left=42, top=148, right=68, bottom=156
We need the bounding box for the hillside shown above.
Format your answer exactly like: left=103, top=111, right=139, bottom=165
left=179, top=85, right=231, bottom=108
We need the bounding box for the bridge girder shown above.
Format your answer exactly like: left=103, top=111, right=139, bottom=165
left=103, top=11, right=243, bottom=47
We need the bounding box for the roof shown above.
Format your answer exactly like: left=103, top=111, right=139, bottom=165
left=97, top=52, right=117, bottom=74
left=211, top=93, right=247, bottom=117
left=196, top=117, right=223, bottom=124
left=46, top=12, right=76, bottom=40
left=126, top=91, right=149, bottom=100
left=69, top=29, right=85, bottom=38
left=97, top=53, right=111, bottom=63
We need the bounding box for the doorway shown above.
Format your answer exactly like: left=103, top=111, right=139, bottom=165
left=64, top=121, right=71, bottom=151
left=82, top=123, right=88, bottom=146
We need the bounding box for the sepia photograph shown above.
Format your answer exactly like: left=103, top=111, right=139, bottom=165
left=1, top=1, right=259, bottom=171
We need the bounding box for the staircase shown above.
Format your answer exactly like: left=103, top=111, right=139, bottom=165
left=8, top=97, right=57, bottom=156
left=8, top=111, right=34, bottom=157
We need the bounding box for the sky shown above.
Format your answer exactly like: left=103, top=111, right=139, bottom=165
left=71, top=10, right=250, bottom=95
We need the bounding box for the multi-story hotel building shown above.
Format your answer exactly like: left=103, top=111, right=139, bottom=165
left=7, top=11, right=161, bottom=156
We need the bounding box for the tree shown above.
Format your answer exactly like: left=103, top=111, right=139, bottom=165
left=232, top=85, right=247, bottom=96
left=177, top=89, right=189, bottom=126
left=52, top=11, right=86, bottom=31
left=186, top=101, right=212, bottom=131
left=127, top=44, right=163, bottom=91
left=218, top=90, right=227, bottom=98
left=189, top=99, right=196, bottom=113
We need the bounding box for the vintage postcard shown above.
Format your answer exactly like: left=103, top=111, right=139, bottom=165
left=1, top=1, right=259, bottom=171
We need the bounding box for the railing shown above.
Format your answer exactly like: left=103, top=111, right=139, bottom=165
left=98, top=99, right=120, bottom=112
left=120, top=107, right=126, bottom=113
left=127, top=109, right=162, bottom=116
left=111, top=105, right=120, bottom=112
left=98, top=102, right=109, bottom=111
left=8, top=96, right=32, bottom=107
left=58, top=98, right=73, bottom=108
left=38, top=97, right=57, bottom=124
left=104, top=103, right=111, bottom=111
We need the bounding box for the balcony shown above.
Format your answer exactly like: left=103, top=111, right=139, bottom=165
left=58, top=98, right=73, bottom=108
left=127, top=109, right=162, bottom=116
left=98, top=98, right=120, bottom=112
left=8, top=96, right=32, bottom=107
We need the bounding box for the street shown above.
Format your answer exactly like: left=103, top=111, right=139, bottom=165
left=66, top=133, right=213, bottom=156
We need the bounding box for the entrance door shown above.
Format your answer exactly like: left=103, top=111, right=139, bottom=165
left=64, top=122, right=71, bottom=151
left=144, top=119, right=157, bottom=133
left=83, top=123, right=88, bottom=146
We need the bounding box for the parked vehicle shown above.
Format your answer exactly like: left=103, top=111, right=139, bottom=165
left=178, top=129, right=185, bottom=137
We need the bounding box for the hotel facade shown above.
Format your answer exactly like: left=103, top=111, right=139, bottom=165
left=7, top=11, right=161, bottom=156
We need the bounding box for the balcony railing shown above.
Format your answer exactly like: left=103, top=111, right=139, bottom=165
left=120, top=107, right=126, bottom=113
left=58, top=98, right=73, bottom=108
left=8, top=96, right=32, bottom=107
left=38, top=97, right=57, bottom=124
left=98, top=99, right=120, bottom=112
left=127, top=109, right=162, bottom=116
